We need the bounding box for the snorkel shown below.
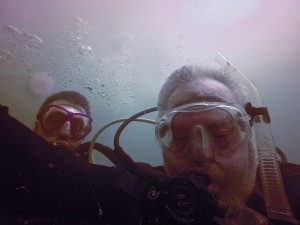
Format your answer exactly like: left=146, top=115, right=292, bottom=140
left=215, top=52, right=298, bottom=224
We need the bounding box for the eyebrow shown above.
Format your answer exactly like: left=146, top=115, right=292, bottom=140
left=172, top=96, right=228, bottom=109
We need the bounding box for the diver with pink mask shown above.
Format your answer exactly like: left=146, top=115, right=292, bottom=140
left=34, top=91, right=92, bottom=159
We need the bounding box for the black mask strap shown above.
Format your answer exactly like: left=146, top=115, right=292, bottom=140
left=245, top=102, right=271, bottom=126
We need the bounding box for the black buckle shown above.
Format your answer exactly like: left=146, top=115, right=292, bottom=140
left=245, top=102, right=270, bottom=126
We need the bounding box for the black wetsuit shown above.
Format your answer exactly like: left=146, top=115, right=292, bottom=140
left=0, top=105, right=299, bottom=225
left=247, top=162, right=300, bottom=225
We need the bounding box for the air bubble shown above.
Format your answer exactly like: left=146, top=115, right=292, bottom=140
left=0, top=50, right=12, bottom=61
left=78, top=45, right=92, bottom=55
left=28, top=72, right=55, bottom=96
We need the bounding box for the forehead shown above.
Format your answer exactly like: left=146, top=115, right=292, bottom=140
left=47, top=99, right=87, bottom=114
left=200, top=79, right=234, bottom=101
left=172, top=108, right=233, bottom=127
left=170, top=78, right=236, bottom=108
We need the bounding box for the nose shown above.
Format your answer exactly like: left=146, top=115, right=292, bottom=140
left=57, top=121, right=72, bottom=137
left=191, top=125, right=212, bottom=161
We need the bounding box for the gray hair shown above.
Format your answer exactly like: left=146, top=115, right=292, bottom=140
left=157, top=65, right=248, bottom=115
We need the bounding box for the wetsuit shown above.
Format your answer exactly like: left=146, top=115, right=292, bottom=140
left=0, top=105, right=299, bottom=225
left=247, top=162, right=300, bottom=225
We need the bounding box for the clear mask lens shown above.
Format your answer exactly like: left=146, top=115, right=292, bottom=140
left=38, top=105, right=92, bottom=140
left=156, top=102, right=251, bottom=155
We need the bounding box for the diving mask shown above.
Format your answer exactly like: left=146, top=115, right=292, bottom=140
left=37, top=104, right=92, bottom=140
left=156, top=102, right=251, bottom=159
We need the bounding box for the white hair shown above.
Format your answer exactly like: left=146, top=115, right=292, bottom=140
left=157, top=65, right=249, bottom=116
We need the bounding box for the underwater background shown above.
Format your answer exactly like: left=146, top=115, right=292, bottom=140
left=0, top=0, right=299, bottom=166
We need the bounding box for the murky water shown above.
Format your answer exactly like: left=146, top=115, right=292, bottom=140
left=0, top=0, right=300, bottom=165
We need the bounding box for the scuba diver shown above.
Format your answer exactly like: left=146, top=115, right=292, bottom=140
left=0, top=53, right=299, bottom=224
left=154, top=52, right=300, bottom=224
left=34, top=90, right=117, bottom=164
left=34, top=91, right=93, bottom=160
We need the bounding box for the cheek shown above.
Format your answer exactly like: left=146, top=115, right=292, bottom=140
left=35, top=126, right=53, bottom=142
left=218, top=164, right=249, bottom=204
left=213, top=145, right=250, bottom=180
left=163, top=151, right=189, bottom=176
left=214, top=143, right=257, bottom=202
left=214, top=142, right=250, bottom=167
left=69, top=139, right=83, bottom=151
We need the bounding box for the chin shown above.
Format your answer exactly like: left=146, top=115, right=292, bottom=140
left=217, top=174, right=254, bottom=207
left=217, top=187, right=248, bottom=206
